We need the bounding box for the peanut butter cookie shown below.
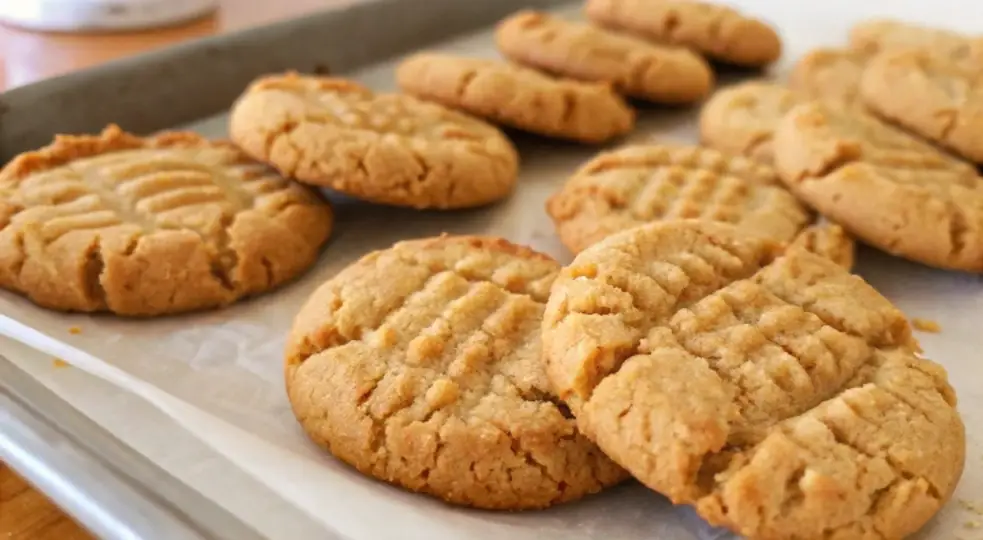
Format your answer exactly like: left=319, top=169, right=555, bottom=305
left=546, top=143, right=809, bottom=252
left=0, top=125, right=333, bottom=316
left=700, top=49, right=865, bottom=167
left=699, top=82, right=799, bottom=165
left=229, top=73, right=518, bottom=209
left=494, top=10, right=713, bottom=104
left=861, top=50, right=983, bottom=163
left=585, top=0, right=782, bottom=67
left=541, top=220, right=965, bottom=540
left=285, top=235, right=626, bottom=510
left=774, top=100, right=983, bottom=272
left=850, top=18, right=983, bottom=66
left=395, top=53, right=635, bottom=144
left=788, top=47, right=868, bottom=106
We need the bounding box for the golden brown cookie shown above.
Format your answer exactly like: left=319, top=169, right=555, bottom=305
left=541, top=220, right=965, bottom=540
left=395, top=53, right=635, bottom=144
left=0, top=125, right=333, bottom=316
left=849, top=18, right=983, bottom=65
left=774, top=100, right=983, bottom=272
left=699, top=82, right=800, bottom=165
left=788, top=47, right=868, bottom=105
left=700, top=48, right=866, bottom=167
left=229, top=73, right=518, bottom=210
left=861, top=50, right=983, bottom=163
left=545, top=143, right=810, bottom=254
left=494, top=10, right=713, bottom=104
left=285, top=235, right=627, bottom=510
left=585, top=0, right=782, bottom=67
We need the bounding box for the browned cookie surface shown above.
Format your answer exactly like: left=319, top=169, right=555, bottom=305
left=286, top=235, right=627, bottom=510
left=495, top=10, right=713, bottom=103
left=229, top=73, right=518, bottom=209
left=542, top=220, right=965, bottom=539
left=396, top=53, right=635, bottom=144
left=585, top=0, right=782, bottom=67
left=0, top=124, right=333, bottom=316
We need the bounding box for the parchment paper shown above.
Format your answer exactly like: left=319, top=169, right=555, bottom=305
left=1, top=1, right=981, bottom=539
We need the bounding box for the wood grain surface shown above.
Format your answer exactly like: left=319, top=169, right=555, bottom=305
left=0, top=0, right=350, bottom=537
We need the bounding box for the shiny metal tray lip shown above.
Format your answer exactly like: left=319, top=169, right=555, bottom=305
left=0, top=0, right=567, bottom=538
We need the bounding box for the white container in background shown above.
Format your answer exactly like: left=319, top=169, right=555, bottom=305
left=0, top=0, right=218, bottom=32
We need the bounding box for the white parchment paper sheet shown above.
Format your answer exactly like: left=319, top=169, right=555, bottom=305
left=1, top=1, right=981, bottom=538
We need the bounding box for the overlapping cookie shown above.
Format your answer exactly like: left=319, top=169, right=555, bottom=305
left=700, top=48, right=866, bottom=164
left=495, top=10, right=713, bottom=104
left=546, top=143, right=854, bottom=268
left=396, top=53, right=635, bottom=144
left=541, top=219, right=965, bottom=539
left=229, top=73, right=519, bottom=209
left=585, top=0, right=782, bottom=67
left=285, top=235, right=627, bottom=509
left=774, top=100, right=983, bottom=272
left=0, top=125, right=333, bottom=316
left=850, top=18, right=983, bottom=65
left=862, top=50, right=983, bottom=163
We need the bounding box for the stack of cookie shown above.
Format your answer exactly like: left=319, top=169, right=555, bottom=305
left=0, top=1, right=973, bottom=539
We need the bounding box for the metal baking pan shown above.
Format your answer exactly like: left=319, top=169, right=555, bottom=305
left=0, top=0, right=566, bottom=537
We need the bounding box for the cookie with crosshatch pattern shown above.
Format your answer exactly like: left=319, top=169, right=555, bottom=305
left=545, top=143, right=854, bottom=268
left=541, top=219, right=965, bottom=539
left=396, top=53, right=635, bottom=144
left=285, top=234, right=627, bottom=509
left=230, top=72, right=519, bottom=209
left=0, top=124, right=333, bottom=316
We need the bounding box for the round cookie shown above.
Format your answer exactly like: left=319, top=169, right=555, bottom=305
left=541, top=220, right=965, bottom=540
left=774, top=100, right=983, bottom=272
left=229, top=73, right=518, bottom=210
left=699, top=82, right=800, bottom=165
left=861, top=50, right=983, bottom=163
left=395, top=53, right=635, bottom=144
left=0, top=124, right=333, bottom=316
left=545, top=143, right=810, bottom=253
left=585, top=0, right=782, bottom=67
left=494, top=10, right=713, bottom=104
left=849, top=18, right=983, bottom=66
left=284, top=235, right=626, bottom=510
left=788, top=47, right=868, bottom=106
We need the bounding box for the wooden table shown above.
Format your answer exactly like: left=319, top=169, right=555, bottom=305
left=0, top=1, right=342, bottom=537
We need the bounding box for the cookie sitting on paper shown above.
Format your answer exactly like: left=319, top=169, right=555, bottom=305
left=229, top=73, right=519, bottom=209
left=285, top=235, right=627, bottom=510
left=0, top=124, right=333, bottom=316
left=541, top=219, right=965, bottom=540
left=396, top=53, right=635, bottom=144
left=495, top=10, right=713, bottom=104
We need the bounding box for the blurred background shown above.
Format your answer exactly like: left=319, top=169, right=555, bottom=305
left=0, top=0, right=347, bottom=91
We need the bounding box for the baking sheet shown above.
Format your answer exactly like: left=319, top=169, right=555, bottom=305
left=1, top=1, right=982, bottom=539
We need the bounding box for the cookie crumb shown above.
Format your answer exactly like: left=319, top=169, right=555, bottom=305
left=912, top=318, right=941, bottom=333
left=52, top=358, right=69, bottom=368
left=959, top=499, right=983, bottom=515
left=966, top=520, right=980, bottom=529
left=68, top=326, right=82, bottom=335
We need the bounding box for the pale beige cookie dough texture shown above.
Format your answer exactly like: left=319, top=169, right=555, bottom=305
left=700, top=48, right=865, bottom=165
left=285, top=235, right=626, bottom=510
left=861, top=50, right=983, bottom=163
left=229, top=73, right=519, bottom=209
left=774, top=100, right=983, bottom=272
left=494, top=10, right=714, bottom=104
left=396, top=53, right=635, bottom=144
left=0, top=125, right=333, bottom=317
left=541, top=220, right=965, bottom=540
left=849, top=18, right=983, bottom=65
left=585, top=0, right=782, bottom=67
